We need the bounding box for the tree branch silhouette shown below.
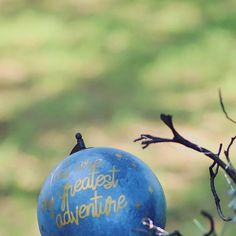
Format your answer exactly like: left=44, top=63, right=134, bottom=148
left=219, top=89, right=236, bottom=124
left=134, top=113, right=236, bottom=221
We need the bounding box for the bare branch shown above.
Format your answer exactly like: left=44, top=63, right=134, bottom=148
left=219, top=89, right=236, bottom=124
left=135, top=113, right=236, bottom=221
left=224, top=136, right=236, bottom=168
left=134, top=114, right=236, bottom=184
left=209, top=161, right=232, bottom=221
left=201, top=211, right=217, bottom=236
left=217, top=144, right=223, bottom=157
left=135, top=213, right=219, bottom=236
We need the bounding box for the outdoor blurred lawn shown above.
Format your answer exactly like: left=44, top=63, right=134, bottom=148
left=0, top=0, right=236, bottom=235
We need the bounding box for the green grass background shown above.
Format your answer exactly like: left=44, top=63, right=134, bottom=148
left=0, top=0, right=236, bottom=235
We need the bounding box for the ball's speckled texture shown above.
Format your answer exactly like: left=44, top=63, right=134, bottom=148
left=37, top=147, right=166, bottom=236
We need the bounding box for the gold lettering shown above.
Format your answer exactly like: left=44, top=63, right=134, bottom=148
left=56, top=192, right=128, bottom=228
left=110, top=166, right=119, bottom=188
left=78, top=204, right=87, bottom=219
left=61, top=183, right=72, bottom=211
left=96, top=174, right=106, bottom=188
left=89, top=169, right=98, bottom=191
left=61, top=165, right=119, bottom=201
left=90, top=191, right=102, bottom=217
left=63, top=210, right=71, bottom=225
left=91, top=159, right=102, bottom=171
left=55, top=164, right=128, bottom=229
left=104, top=196, right=116, bottom=215
left=70, top=206, right=79, bottom=225
left=56, top=214, right=63, bottom=228
left=117, top=195, right=127, bottom=210
left=72, top=179, right=82, bottom=196
left=103, top=175, right=112, bottom=189
left=81, top=177, right=91, bottom=190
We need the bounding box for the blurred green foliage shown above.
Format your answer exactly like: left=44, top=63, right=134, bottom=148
left=0, top=0, right=236, bottom=235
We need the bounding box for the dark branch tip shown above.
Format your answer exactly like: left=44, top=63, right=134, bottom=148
left=160, top=113, right=172, bottom=123
left=200, top=210, right=215, bottom=236
left=141, top=143, right=149, bottom=149
left=134, top=136, right=145, bottom=143
left=219, top=88, right=236, bottom=124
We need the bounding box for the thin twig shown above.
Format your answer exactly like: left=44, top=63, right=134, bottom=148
left=219, top=89, right=236, bottom=124
left=201, top=211, right=217, bottom=236
left=224, top=136, right=236, bottom=169
left=209, top=145, right=231, bottom=221
left=209, top=161, right=232, bottom=221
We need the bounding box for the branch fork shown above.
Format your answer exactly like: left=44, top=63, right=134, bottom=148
left=134, top=113, right=236, bottom=221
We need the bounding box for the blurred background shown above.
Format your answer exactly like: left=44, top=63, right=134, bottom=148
left=0, top=0, right=236, bottom=235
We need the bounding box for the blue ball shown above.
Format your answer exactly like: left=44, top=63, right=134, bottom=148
left=37, top=147, right=166, bottom=236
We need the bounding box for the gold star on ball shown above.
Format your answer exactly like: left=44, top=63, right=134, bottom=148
left=135, top=202, right=142, bottom=209
left=115, top=153, right=123, bottom=158
left=148, top=186, right=154, bottom=193
left=131, top=162, right=137, bottom=169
